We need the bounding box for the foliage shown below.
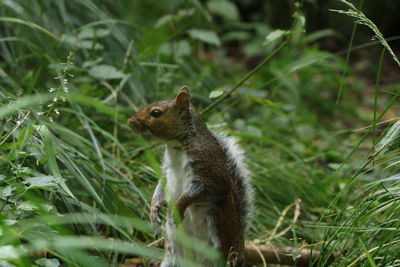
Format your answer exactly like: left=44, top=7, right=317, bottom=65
left=0, top=0, right=399, bottom=266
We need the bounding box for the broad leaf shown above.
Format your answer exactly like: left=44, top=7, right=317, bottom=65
left=188, top=29, right=221, bottom=46
left=207, top=0, right=239, bottom=21
left=35, top=258, right=60, bottom=267
left=89, top=65, right=126, bottom=80
left=263, top=29, right=289, bottom=46
left=0, top=186, right=13, bottom=197
left=209, top=88, right=225, bottom=99
left=23, top=175, right=64, bottom=189
left=78, top=28, right=110, bottom=39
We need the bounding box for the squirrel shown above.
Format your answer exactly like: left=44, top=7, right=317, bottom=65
left=129, top=86, right=253, bottom=267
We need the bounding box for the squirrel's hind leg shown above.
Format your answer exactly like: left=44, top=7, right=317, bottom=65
left=160, top=256, right=175, bottom=267
left=161, top=215, right=181, bottom=267
left=161, top=235, right=177, bottom=267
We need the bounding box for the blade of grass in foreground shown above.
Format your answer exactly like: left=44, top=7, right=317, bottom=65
left=0, top=17, right=59, bottom=41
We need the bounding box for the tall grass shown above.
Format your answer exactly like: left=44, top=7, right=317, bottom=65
left=311, top=1, right=400, bottom=265
left=0, top=1, right=163, bottom=265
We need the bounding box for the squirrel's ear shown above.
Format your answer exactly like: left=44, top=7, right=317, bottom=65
left=175, top=86, right=191, bottom=110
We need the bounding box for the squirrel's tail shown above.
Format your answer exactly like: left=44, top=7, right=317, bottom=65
left=217, top=133, right=254, bottom=231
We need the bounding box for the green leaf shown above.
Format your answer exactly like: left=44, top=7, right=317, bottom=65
left=0, top=186, right=13, bottom=197
left=263, top=29, right=289, bottom=46
left=207, top=0, right=239, bottom=21
left=80, top=40, right=104, bottom=50
left=36, top=125, right=76, bottom=199
left=10, top=125, right=34, bottom=161
left=61, top=35, right=104, bottom=50
left=82, top=58, right=102, bottom=68
left=159, top=40, right=191, bottom=57
left=188, top=29, right=221, bottom=46
left=222, top=31, right=250, bottom=41
left=291, top=253, right=302, bottom=261
left=89, top=65, right=126, bottom=80
left=155, top=14, right=174, bottom=27
left=78, top=28, right=110, bottom=39
left=23, top=175, right=64, bottom=189
left=0, top=245, right=18, bottom=259
left=209, top=88, right=225, bottom=99
left=35, top=258, right=60, bottom=267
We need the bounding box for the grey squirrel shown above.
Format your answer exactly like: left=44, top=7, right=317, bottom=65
left=129, top=86, right=253, bottom=266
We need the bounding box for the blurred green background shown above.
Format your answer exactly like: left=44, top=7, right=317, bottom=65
left=1, top=0, right=400, bottom=266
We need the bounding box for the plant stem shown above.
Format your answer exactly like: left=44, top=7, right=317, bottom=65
left=200, top=39, right=290, bottom=116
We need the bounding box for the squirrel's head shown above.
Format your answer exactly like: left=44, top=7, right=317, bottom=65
left=129, top=86, right=192, bottom=141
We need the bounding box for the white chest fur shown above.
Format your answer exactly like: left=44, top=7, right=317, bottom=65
left=162, top=141, right=192, bottom=202
left=162, top=141, right=221, bottom=255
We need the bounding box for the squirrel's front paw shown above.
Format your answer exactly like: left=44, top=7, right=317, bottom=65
left=150, top=203, right=164, bottom=238
left=150, top=204, right=162, bottom=225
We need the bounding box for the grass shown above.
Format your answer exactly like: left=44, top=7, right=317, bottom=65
left=1, top=0, right=400, bottom=266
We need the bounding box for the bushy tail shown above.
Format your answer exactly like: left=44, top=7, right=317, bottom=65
left=217, top=134, right=254, bottom=230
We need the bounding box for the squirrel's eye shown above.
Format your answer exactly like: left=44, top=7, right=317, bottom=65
left=150, top=109, right=163, bottom=118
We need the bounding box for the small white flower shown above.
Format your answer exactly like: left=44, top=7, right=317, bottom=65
left=61, top=96, right=66, bottom=102
left=16, top=120, right=21, bottom=125
left=37, top=112, right=44, bottom=116
left=53, top=97, right=58, bottom=102
left=63, top=86, right=69, bottom=92
left=49, top=87, right=55, bottom=92
left=49, top=117, right=54, bottom=122
left=55, top=109, right=60, bottom=115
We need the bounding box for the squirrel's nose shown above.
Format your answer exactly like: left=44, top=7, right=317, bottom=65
left=128, top=115, right=145, bottom=133
left=128, top=115, right=138, bottom=126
